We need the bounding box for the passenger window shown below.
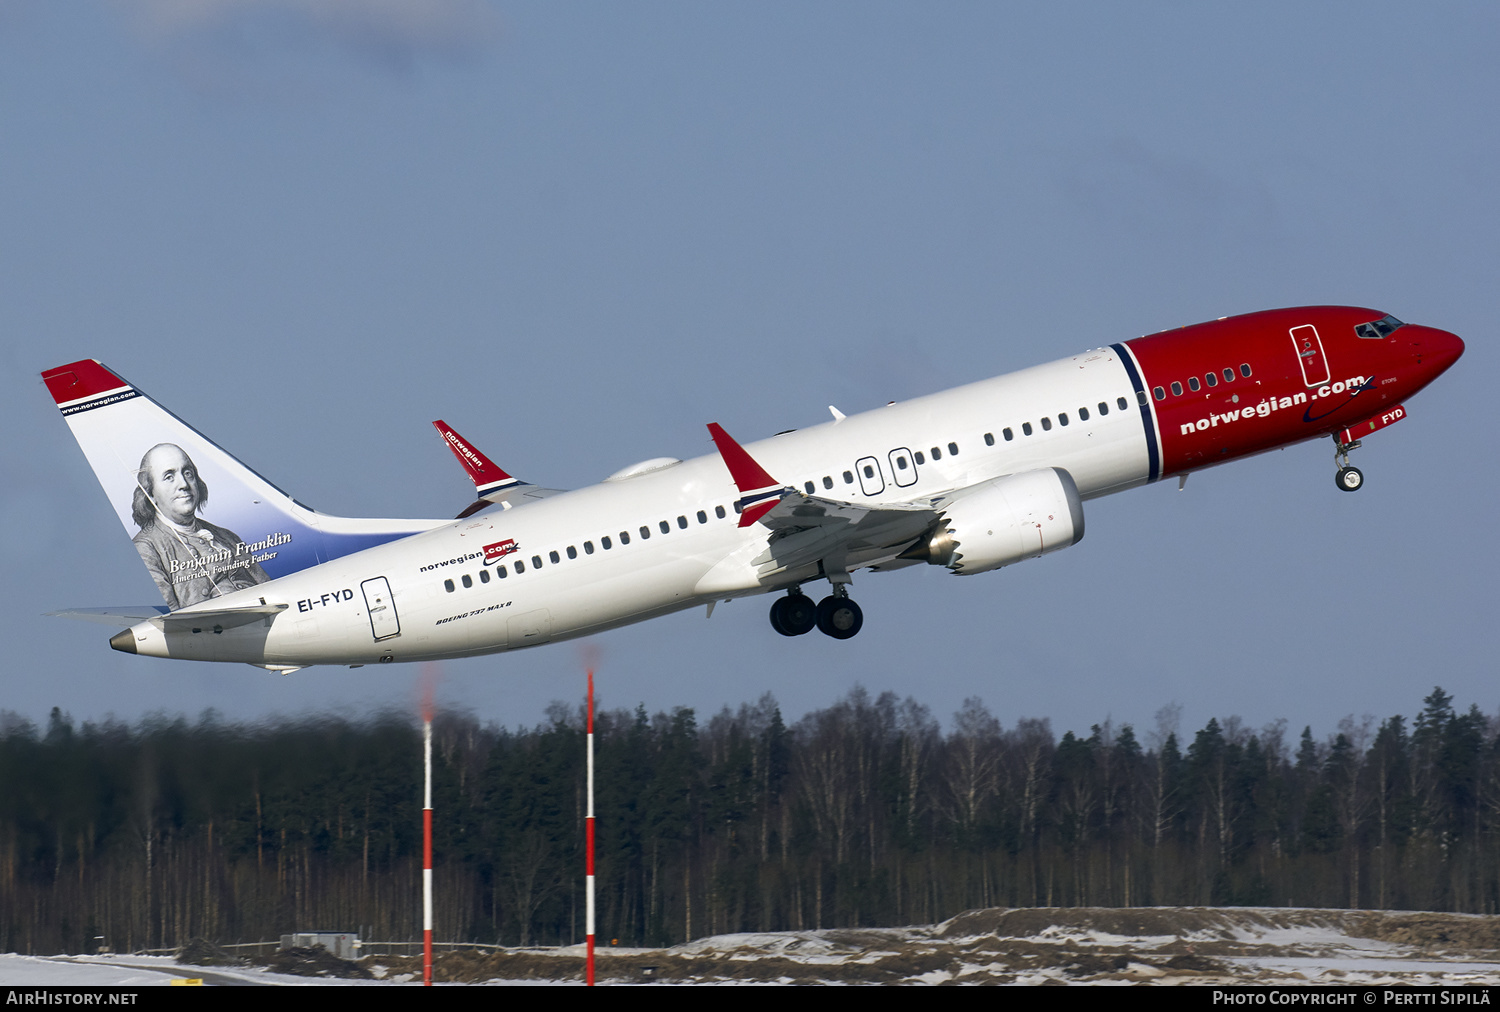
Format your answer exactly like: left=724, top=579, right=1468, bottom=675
left=1188, top=377, right=1200, bottom=392
left=862, top=464, right=875, bottom=478
left=497, top=565, right=508, bottom=578
left=678, top=515, right=688, bottom=529
left=515, top=560, right=525, bottom=573
left=822, top=476, right=833, bottom=489
left=659, top=520, right=669, bottom=534
left=715, top=505, right=727, bottom=518
left=913, top=452, right=925, bottom=465
left=479, top=569, right=490, bottom=583
left=843, top=471, right=854, bottom=484
left=1003, top=427, right=1013, bottom=441
left=1078, top=406, right=1089, bottom=421
left=567, top=545, right=577, bottom=559
left=805, top=481, right=816, bottom=493
left=984, top=432, right=994, bottom=446
left=1240, top=363, right=1252, bottom=377
left=1041, top=417, right=1052, bottom=431
left=1098, top=401, right=1109, bottom=415
left=444, top=579, right=455, bottom=593
left=1170, top=381, right=1183, bottom=396
left=948, top=442, right=959, bottom=455
left=620, top=531, right=630, bottom=545
left=895, top=456, right=908, bottom=470
left=550, top=550, right=561, bottom=564
left=930, top=447, right=942, bottom=460
left=602, top=536, right=613, bottom=550
left=462, top=574, right=472, bottom=588
left=1205, top=371, right=1217, bottom=387
left=1223, top=368, right=1234, bottom=382
left=532, top=555, right=543, bottom=568
left=1022, top=422, right=1033, bottom=436
left=585, top=541, right=595, bottom=554
left=696, top=510, right=707, bottom=524
left=1058, top=413, right=1069, bottom=426
left=640, top=526, right=650, bottom=539
left=1153, top=387, right=1165, bottom=401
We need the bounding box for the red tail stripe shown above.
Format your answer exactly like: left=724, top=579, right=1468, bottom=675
left=42, top=360, right=128, bottom=405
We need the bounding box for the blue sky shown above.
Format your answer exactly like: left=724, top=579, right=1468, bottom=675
left=1, top=1, right=1494, bottom=743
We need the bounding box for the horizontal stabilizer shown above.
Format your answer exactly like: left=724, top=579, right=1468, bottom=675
left=46, top=606, right=170, bottom=626
left=51, top=602, right=287, bottom=631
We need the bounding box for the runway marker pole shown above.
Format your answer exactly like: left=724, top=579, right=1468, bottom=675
left=423, top=686, right=434, bottom=987
left=586, top=667, right=596, bottom=986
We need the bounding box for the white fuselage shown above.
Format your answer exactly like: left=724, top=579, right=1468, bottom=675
left=129, top=349, right=1152, bottom=665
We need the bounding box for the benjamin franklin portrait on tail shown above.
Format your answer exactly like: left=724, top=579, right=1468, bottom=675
left=132, top=443, right=270, bottom=609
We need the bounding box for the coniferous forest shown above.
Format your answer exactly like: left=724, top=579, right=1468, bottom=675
left=3, top=685, right=1499, bottom=955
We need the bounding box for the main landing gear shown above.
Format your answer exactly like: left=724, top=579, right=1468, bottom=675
left=769, top=584, right=864, bottom=640
left=1333, top=435, right=1364, bottom=493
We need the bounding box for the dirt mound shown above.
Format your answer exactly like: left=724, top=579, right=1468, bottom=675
left=1349, top=912, right=1500, bottom=951
left=940, top=906, right=1353, bottom=941
left=255, top=945, right=372, bottom=979
left=176, top=937, right=243, bottom=966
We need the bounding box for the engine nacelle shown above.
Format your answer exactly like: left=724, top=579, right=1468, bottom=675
left=905, top=468, right=1084, bottom=575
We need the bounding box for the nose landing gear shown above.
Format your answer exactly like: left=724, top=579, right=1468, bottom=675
left=1333, top=435, right=1364, bottom=492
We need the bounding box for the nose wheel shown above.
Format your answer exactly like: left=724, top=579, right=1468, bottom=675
left=1333, top=436, right=1364, bottom=492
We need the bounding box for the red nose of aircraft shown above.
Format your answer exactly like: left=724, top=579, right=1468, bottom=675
left=1411, top=325, right=1465, bottom=375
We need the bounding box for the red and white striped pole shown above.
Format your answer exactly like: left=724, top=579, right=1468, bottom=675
left=422, top=701, right=434, bottom=987
left=585, top=667, right=596, bottom=986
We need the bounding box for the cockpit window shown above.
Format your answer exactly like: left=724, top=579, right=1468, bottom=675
left=1355, top=315, right=1405, bottom=339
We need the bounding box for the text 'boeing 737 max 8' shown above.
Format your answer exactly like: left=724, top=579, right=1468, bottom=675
left=42, top=306, right=1464, bottom=672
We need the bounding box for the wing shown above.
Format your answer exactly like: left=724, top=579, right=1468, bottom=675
left=432, top=420, right=568, bottom=518
left=705, top=423, right=941, bottom=585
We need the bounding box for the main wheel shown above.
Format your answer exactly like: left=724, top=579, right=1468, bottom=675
left=1335, top=466, right=1364, bottom=492
left=770, top=594, right=816, bottom=636
left=815, top=596, right=864, bottom=640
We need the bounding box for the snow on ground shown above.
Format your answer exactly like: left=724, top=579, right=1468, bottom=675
left=8, top=908, right=1500, bottom=984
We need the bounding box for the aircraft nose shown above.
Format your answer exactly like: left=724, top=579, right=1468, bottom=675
left=1413, top=326, right=1465, bottom=373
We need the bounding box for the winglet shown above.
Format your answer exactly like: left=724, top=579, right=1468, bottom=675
left=707, top=423, right=788, bottom=527
left=432, top=420, right=521, bottom=497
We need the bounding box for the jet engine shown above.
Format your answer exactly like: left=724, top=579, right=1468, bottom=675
left=903, top=467, right=1084, bottom=575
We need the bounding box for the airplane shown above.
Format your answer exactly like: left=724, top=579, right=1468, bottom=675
left=42, top=305, right=1463, bottom=671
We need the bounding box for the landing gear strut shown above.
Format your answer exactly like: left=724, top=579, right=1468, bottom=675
left=1333, top=435, right=1364, bottom=493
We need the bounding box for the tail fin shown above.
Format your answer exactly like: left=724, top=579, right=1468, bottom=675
left=43, top=360, right=442, bottom=610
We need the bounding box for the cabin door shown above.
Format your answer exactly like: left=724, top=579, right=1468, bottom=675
left=360, top=577, right=401, bottom=641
